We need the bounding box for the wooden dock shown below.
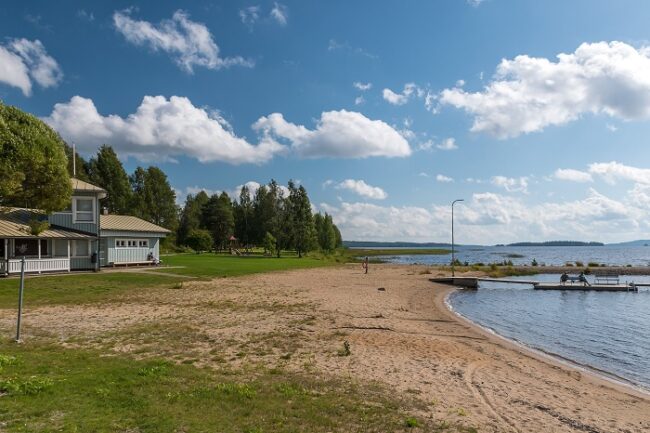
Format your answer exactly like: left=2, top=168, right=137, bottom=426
left=430, top=277, right=640, bottom=292
left=533, top=283, right=637, bottom=292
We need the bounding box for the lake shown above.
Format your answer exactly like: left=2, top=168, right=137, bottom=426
left=448, top=274, right=650, bottom=391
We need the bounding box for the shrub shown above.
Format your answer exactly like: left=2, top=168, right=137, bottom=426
left=531, top=258, right=538, bottom=266
left=587, top=262, right=599, bottom=267
left=565, top=262, right=574, bottom=267
left=405, top=417, right=419, bottom=428
left=575, top=261, right=584, bottom=267
left=186, top=229, right=213, bottom=253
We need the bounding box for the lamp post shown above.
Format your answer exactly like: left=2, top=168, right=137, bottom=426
left=451, top=199, right=464, bottom=277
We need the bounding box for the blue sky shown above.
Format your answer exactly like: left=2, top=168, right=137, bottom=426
left=3, top=0, right=650, bottom=244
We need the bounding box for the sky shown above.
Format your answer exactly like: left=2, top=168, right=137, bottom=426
left=3, top=0, right=650, bottom=244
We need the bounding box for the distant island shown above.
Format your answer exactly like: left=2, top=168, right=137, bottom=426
left=506, top=241, right=604, bottom=247
left=344, top=241, right=454, bottom=248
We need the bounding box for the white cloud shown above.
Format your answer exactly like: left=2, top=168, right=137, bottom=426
left=382, top=83, right=423, bottom=105
left=270, top=2, right=288, bottom=25
left=606, top=123, right=618, bottom=132
left=436, top=174, right=454, bottom=183
left=418, top=172, right=429, bottom=177
left=253, top=109, right=411, bottom=158
left=44, top=95, right=283, bottom=164
left=440, top=41, right=650, bottom=138
left=455, top=79, right=465, bottom=87
left=491, top=176, right=529, bottom=193
left=554, top=168, right=593, bottom=183
left=436, top=137, right=458, bottom=150
left=77, top=9, right=95, bottom=22
left=589, top=161, right=650, bottom=184
left=113, top=9, right=253, bottom=73
left=239, top=6, right=260, bottom=28
left=353, top=81, right=372, bottom=91
left=354, top=96, right=365, bottom=105
left=323, top=187, right=645, bottom=244
left=334, top=179, right=387, bottom=200
left=467, top=0, right=486, bottom=6
left=0, top=38, right=62, bottom=96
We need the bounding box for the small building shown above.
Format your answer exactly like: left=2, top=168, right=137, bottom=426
left=0, top=178, right=170, bottom=276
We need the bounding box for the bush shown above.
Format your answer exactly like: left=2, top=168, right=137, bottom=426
left=186, top=229, right=213, bottom=253
left=587, top=262, right=599, bottom=267
left=405, top=417, right=419, bottom=428
left=263, top=232, right=276, bottom=256
left=565, top=262, right=574, bottom=267
left=575, top=261, right=584, bottom=267
left=531, top=258, right=538, bottom=266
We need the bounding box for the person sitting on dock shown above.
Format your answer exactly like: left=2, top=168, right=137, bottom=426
left=578, top=271, right=590, bottom=286
left=560, top=272, right=569, bottom=284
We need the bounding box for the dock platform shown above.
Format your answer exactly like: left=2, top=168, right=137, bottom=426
left=533, top=283, right=637, bottom=292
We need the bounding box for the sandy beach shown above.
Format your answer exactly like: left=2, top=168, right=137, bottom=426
left=5, top=264, right=650, bottom=432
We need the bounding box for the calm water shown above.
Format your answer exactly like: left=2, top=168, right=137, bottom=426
left=375, top=245, right=650, bottom=266
left=449, top=274, right=650, bottom=390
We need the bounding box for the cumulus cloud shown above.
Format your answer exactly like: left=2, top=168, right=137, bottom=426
left=589, top=161, right=650, bottom=184
left=0, top=38, right=62, bottom=96
left=554, top=168, right=593, bottom=183
left=334, top=179, right=387, bottom=200
left=491, top=176, right=529, bottom=193
left=440, top=41, right=650, bottom=138
left=436, top=174, right=454, bottom=183
left=436, top=138, right=458, bottom=150
left=382, top=83, right=423, bottom=105
left=353, top=81, right=372, bottom=91
left=354, top=96, right=365, bottom=105
left=323, top=187, right=645, bottom=244
left=44, top=95, right=283, bottom=164
left=113, top=9, right=253, bottom=73
left=270, top=2, right=288, bottom=25
left=252, top=109, right=411, bottom=158
left=327, top=39, right=377, bottom=59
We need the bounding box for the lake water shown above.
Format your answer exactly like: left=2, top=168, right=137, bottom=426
left=449, top=274, right=650, bottom=391
left=373, top=245, right=650, bottom=267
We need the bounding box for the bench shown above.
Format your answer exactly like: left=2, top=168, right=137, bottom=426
left=594, top=272, right=619, bottom=285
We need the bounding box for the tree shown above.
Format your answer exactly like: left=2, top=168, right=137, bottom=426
left=267, top=180, right=289, bottom=257
left=252, top=185, right=274, bottom=246
left=130, top=166, right=178, bottom=231
left=186, top=229, right=213, bottom=253
left=315, top=213, right=337, bottom=252
left=202, top=192, right=234, bottom=250
left=262, top=232, right=276, bottom=256
left=88, top=145, right=132, bottom=214
left=287, top=181, right=316, bottom=258
left=333, top=223, right=343, bottom=248
left=233, top=185, right=254, bottom=249
left=177, top=191, right=209, bottom=246
left=0, top=101, right=71, bottom=212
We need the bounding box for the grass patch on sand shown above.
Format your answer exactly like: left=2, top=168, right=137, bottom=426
left=0, top=341, right=423, bottom=433
left=0, top=273, right=186, bottom=309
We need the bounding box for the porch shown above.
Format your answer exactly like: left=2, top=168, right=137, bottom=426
left=1, top=238, right=93, bottom=275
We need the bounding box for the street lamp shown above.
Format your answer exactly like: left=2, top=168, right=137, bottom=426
left=451, top=199, right=464, bottom=277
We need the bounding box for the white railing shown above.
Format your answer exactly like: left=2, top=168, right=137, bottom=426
left=7, top=258, right=70, bottom=274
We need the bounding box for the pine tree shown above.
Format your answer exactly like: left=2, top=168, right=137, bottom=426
left=177, top=191, right=209, bottom=246
left=130, top=166, right=178, bottom=231
left=88, top=145, right=132, bottom=214
left=287, top=181, right=316, bottom=258
left=202, top=192, right=234, bottom=250
left=233, top=185, right=253, bottom=249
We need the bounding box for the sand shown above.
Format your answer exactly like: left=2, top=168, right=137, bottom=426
left=3, top=264, right=649, bottom=432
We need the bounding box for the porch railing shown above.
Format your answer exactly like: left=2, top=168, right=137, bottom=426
left=5, top=258, right=70, bottom=274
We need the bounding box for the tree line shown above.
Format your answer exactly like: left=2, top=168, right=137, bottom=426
left=1, top=101, right=342, bottom=256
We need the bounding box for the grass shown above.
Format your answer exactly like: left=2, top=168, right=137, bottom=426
left=158, top=253, right=334, bottom=278
left=0, top=341, right=420, bottom=433
left=0, top=272, right=186, bottom=309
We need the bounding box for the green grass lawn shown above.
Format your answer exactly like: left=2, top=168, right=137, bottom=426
left=158, top=253, right=334, bottom=278
left=0, top=341, right=420, bottom=433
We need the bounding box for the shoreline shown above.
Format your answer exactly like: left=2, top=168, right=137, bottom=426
left=443, top=287, right=650, bottom=399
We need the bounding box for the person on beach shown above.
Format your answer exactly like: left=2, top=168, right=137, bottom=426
left=560, top=272, right=569, bottom=284
left=362, top=256, right=369, bottom=274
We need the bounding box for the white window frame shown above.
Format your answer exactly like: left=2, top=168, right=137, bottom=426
left=115, top=239, right=149, bottom=248
left=72, top=240, right=90, bottom=258
left=72, top=197, right=96, bottom=224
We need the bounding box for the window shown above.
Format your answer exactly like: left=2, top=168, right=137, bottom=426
left=115, top=239, right=149, bottom=248
left=14, top=240, right=39, bottom=257
left=72, top=240, right=89, bottom=257
left=73, top=198, right=95, bottom=223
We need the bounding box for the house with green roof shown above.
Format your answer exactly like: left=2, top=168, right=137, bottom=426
left=0, top=178, right=170, bottom=276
